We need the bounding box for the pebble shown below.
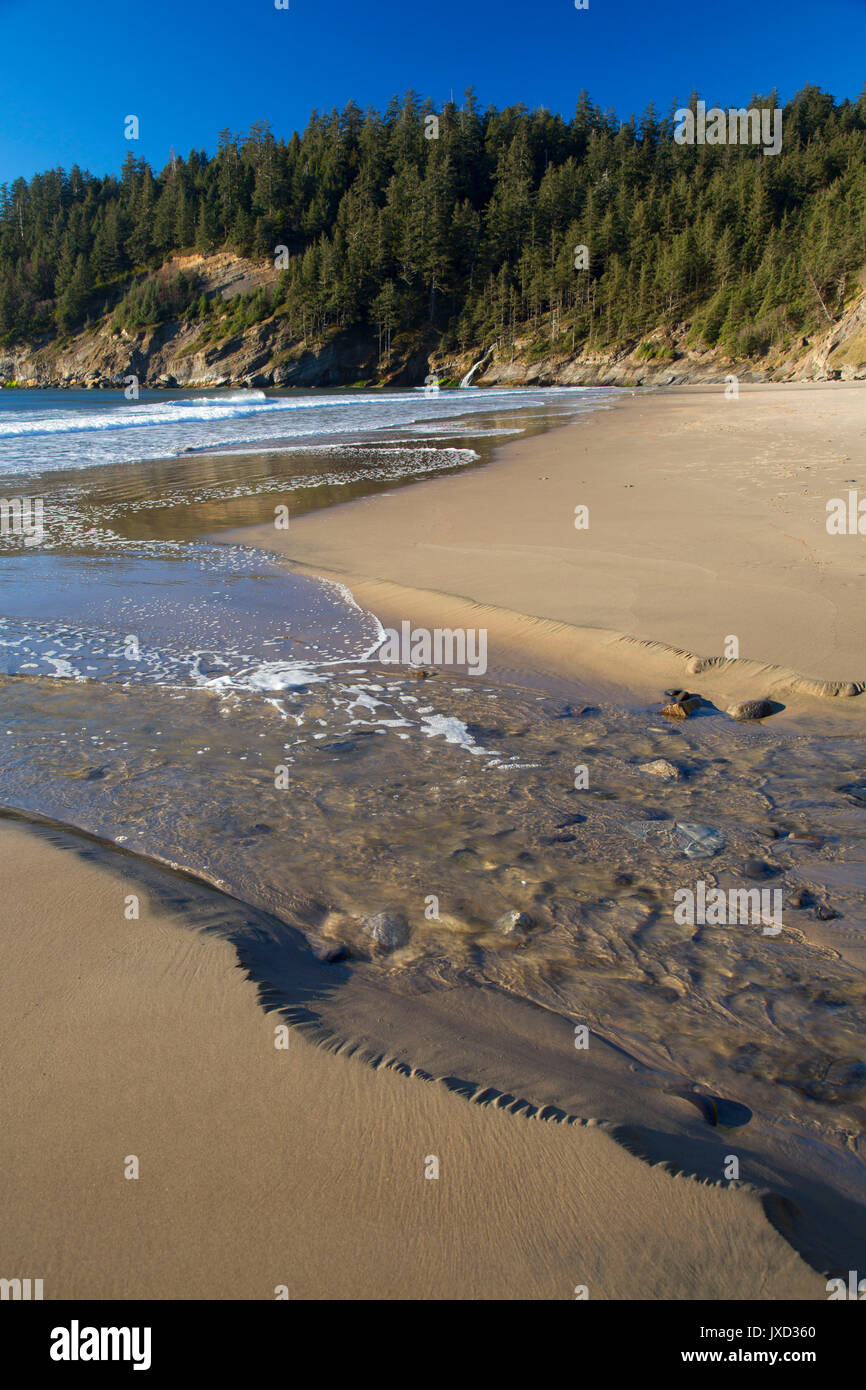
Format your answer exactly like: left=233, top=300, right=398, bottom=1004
left=638, top=758, right=681, bottom=780
left=680, top=1092, right=752, bottom=1128
left=744, top=857, right=782, bottom=879
left=789, top=887, right=815, bottom=908
left=361, top=912, right=410, bottom=949
left=451, top=848, right=481, bottom=866
left=496, top=910, right=533, bottom=937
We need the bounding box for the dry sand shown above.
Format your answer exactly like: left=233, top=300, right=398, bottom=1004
left=0, top=818, right=822, bottom=1299
left=233, top=383, right=866, bottom=722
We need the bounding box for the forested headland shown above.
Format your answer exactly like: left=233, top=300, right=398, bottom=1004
left=1, top=86, right=865, bottom=385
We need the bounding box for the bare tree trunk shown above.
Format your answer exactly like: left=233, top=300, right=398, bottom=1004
left=804, top=263, right=833, bottom=324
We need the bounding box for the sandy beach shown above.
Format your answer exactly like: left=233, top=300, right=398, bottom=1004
left=5, top=0, right=866, bottom=1343
left=235, top=383, right=866, bottom=719
left=2, top=382, right=865, bottom=1302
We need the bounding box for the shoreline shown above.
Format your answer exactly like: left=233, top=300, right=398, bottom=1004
left=227, top=383, right=866, bottom=727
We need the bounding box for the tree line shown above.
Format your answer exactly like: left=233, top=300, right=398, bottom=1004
left=1, top=85, right=865, bottom=362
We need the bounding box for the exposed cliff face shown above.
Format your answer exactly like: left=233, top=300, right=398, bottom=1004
left=476, top=287, right=866, bottom=388
left=0, top=300, right=430, bottom=394
left=0, top=311, right=377, bottom=392
left=2, top=252, right=865, bottom=392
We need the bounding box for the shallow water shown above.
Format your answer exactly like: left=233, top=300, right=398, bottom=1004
left=2, top=658, right=865, bottom=1133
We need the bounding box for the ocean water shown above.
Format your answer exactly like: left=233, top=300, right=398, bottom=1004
left=0, top=383, right=607, bottom=475
left=1, top=382, right=866, bottom=1262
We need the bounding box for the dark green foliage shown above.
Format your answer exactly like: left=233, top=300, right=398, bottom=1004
left=1, top=86, right=865, bottom=355
left=112, top=270, right=200, bottom=332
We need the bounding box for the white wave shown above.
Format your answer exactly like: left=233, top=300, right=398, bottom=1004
left=44, top=656, right=82, bottom=680
left=317, top=577, right=387, bottom=660
left=0, top=394, right=337, bottom=437
left=167, top=390, right=268, bottom=407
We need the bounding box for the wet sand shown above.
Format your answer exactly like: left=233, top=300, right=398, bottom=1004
left=0, top=818, right=822, bottom=1299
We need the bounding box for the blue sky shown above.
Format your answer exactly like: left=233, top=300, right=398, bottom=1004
left=1, top=0, right=864, bottom=185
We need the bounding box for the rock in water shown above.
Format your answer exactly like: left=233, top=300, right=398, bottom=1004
left=789, top=887, right=816, bottom=909
left=814, top=903, right=841, bottom=921
left=677, top=1091, right=752, bottom=1128
left=675, top=823, right=726, bottom=859
left=744, top=857, right=781, bottom=880
left=311, top=940, right=350, bottom=964
left=661, top=696, right=700, bottom=719
left=638, top=759, right=681, bottom=780
left=727, top=699, right=780, bottom=721
left=496, top=910, right=533, bottom=937
left=362, top=912, right=410, bottom=950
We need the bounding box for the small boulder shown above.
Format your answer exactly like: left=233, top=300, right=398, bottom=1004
left=814, top=903, right=841, bottom=922
left=744, top=857, right=782, bottom=880
left=727, top=699, right=781, bottom=722
left=661, top=696, right=700, bottom=719
left=362, top=912, right=410, bottom=950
